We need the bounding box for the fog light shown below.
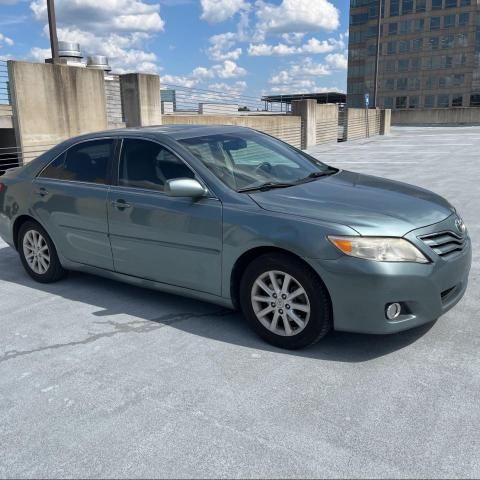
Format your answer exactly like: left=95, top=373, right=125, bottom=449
left=386, top=302, right=402, bottom=320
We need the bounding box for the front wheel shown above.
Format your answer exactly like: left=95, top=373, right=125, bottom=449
left=18, top=221, right=66, bottom=283
left=240, top=253, right=332, bottom=349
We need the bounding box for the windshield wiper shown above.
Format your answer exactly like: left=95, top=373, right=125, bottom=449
left=238, top=182, right=296, bottom=193
left=298, top=168, right=338, bottom=182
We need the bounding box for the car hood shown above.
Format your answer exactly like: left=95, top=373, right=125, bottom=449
left=249, top=170, right=454, bottom=236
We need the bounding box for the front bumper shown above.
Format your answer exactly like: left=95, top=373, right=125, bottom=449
left=307, top=220, right=472, bottom=335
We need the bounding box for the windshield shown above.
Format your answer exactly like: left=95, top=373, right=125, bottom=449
left=178, top=130, right=335, bottom=192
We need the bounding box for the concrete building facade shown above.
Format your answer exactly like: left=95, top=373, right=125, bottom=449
left=347, top=0, right=480, bottom=109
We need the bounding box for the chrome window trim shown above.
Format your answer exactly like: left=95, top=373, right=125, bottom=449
left=116, top=136, right=218, bottom=200
left=36, top=136, right=118, bottom=185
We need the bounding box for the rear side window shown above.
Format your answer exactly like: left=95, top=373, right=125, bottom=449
left=118, top=138, right=194, bottom=192
left=40, top=139, right=114, bottom=184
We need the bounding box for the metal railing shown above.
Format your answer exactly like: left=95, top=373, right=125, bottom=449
left=0, top=143, right=61, bottom=176
left=0, top=60, right=10, bottom=105
left=161, top=83, right=288, bottom=115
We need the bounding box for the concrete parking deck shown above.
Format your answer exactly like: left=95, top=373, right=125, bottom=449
left=0, top=126, right=479, bottom=478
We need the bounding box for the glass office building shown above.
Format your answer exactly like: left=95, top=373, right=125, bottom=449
left=347, top=0, right=480, bottom=109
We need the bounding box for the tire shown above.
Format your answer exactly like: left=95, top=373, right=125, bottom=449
left=18, top=220, right=66, bottom=283
left=240, top=253, right=332, bottom=350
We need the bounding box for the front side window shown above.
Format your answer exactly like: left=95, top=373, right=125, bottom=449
left=118, top=138, right=195, bottom=192
left=179, top=131, right=335, bottom=192
left=40, top=139, right=113, bottom=184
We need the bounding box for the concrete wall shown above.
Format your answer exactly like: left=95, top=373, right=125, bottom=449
left=291, top=99, right=316, bottom=148
left=380, top=109, right=391, bottom=135
left=104, top=74, right=125, bottom=129
left=345, top=108, right=381, bottom=141
left=392, top=107, right=480, bottom=126
left=315, top=104, right=338, bottom=145
left=162, top=114, right=302, bottom=148
left=8, top=61, right=108, bottom=163
left=0, top=105, right=13, bottom=129
left=120, top=73, right=162, bottom=127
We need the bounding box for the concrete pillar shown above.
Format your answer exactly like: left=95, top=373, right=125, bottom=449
left=8, top=60, right=107, bottom=163
left=292, top=99, right=317, bottom=149
left=380, top=109, right=391, bottom=135
left=120, top=73, right=162, bottom=127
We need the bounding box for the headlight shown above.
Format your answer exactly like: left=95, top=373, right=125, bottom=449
left=328, top=236, right=429, bottom=263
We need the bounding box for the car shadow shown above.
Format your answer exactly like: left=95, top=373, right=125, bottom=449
left=0, top=245, right=434, bottom=363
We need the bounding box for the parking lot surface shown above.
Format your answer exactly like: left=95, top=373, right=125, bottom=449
left=0, top=126, right=479, bottom=478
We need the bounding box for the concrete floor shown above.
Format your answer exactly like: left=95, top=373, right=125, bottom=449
left=0, top=126, right=479, bottom=478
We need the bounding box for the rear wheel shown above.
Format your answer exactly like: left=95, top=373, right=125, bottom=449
left=240, top=253, right=332, bottom=349
left=18, top=221, right=65, bottom=283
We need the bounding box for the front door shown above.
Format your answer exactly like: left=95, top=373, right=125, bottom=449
left=107, top=138, right=223, bottom=296
left=33, top=138, right=115, bottom=270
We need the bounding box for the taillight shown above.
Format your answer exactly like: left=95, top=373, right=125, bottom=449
left=0, top=183, right=4, bottom=193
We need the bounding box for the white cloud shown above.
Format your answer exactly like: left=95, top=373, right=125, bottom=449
left=254, top=0, right=339, bottom=41
left=248, top=43, right=296, bottom=56
left=0, top=32, right=14, bottom=46
left=208, top=80, right=247, bottom=95
left=29, top=0, right=164, bottom=72
left=161, top=74, right=199, bottom=88
left=161, top=60, right=246, bottom=89
left=269, top=83, right=344, bottom=94
left=207, top=32, right=242, bottom=61
left=268, top=57, right=338, bottom=94
left=325, top=52, right=348, bottom=70
left=281, top=32, right=305, bottom=45
left=213, top=60, right=246, bottom=79
left=30, top=0, right=164, bottom=33
left=248, top=36, right=344, bottom=57
left=200, top=0, right=248, bottom=23
left=192, top=66, right=216, bottom=80
left=30, top=46, right=50, bottom=61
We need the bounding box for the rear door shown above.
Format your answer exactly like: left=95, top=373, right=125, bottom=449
left=107, top=137, right=223, bottom=295
left=33, top=138, right=116, bottom=270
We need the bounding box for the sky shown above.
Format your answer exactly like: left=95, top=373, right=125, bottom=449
left=0, top=0, right=350, bottom=99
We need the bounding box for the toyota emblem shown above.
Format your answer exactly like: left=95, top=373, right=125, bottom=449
left=455, top=217, right=466, bottom=235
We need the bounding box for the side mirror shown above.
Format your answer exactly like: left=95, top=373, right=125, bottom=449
left=165, top=178, right=208, bottom=198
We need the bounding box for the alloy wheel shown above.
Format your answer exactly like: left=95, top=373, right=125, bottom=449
left=22, top=229, right=51, bottom=275
left=251, top=270, right=311, bottom=336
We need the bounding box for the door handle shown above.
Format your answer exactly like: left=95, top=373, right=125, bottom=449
left=35, top=187, right=49, bottom=197
left=112, top=199, right=131, bottom=210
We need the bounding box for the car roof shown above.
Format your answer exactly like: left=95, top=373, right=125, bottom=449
left=84, top=124, right=254, bottom=141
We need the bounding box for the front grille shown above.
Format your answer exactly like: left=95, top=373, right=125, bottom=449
left=419, top=230, right=466, bottom=258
